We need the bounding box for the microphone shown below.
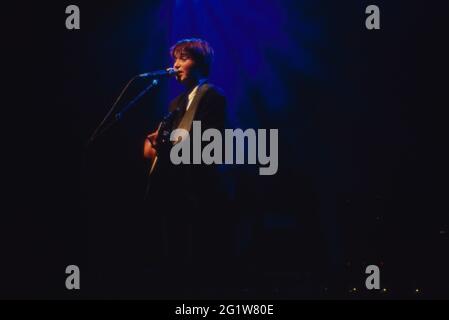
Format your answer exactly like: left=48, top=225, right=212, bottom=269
left=139, top=68, right=179, bottom=78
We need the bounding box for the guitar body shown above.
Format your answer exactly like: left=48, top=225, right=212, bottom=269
left=144, top=108, right=182, bottom=198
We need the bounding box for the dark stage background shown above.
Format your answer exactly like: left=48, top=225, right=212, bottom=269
left=3, top=0, right=448, bottom=299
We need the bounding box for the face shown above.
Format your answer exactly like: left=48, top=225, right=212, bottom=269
left=173, top=53, right=200, bottom=86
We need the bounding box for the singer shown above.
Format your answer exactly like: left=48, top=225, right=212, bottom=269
left=143, top=38, right=232, bottom=292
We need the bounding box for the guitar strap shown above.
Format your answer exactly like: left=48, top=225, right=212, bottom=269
left=176, top=82, right=211, bottom=134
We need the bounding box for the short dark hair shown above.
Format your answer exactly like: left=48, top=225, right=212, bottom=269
left=170, top=38, right=214, bottom=77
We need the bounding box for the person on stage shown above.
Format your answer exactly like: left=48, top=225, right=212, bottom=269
left=143, top=38, right=233, bottom=292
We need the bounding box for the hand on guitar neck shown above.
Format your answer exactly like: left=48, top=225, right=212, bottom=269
left=144, top=127, right=159, bottom=162
left=144, top=110, right=178, bottom=175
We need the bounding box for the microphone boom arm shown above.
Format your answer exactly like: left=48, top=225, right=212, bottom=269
left=86, top=75, right=160, bottom=147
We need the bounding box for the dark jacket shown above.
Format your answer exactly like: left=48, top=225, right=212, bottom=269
left=148, top=83, right=228, bottom=219
left=146, top=83, right=232, bottom=270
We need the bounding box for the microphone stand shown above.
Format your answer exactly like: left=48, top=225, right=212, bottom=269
left=86, top=77, right=159, bottom=147
left=80, top=75, right=161, bottom=259
left=80, top=74, right=163, bottom=239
